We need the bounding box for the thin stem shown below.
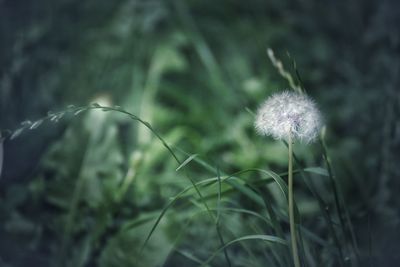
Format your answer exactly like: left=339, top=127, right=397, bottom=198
left=288, top=133, right=301, bottom=267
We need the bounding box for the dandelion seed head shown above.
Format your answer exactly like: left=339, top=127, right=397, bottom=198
left=255, top=90, right=322, bottom=143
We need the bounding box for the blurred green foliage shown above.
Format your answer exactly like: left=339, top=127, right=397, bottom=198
left=1, top=0, right=400, bottom=266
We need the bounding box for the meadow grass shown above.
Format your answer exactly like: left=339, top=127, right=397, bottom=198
left=0, top=1, right=359, bottom=267
left=3, top=95, right=358, bottom=266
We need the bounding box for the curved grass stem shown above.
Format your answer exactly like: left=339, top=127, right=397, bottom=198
left=288, top=133, right=301, bottom=267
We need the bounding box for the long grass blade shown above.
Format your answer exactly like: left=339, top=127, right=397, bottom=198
left=176, top=154, right=198, bottom=171
left=215, top=166, right=232, bottom=267
left=320, top=136, right=360, bottom=264
left=288, top=144, right=346, bottom=267
left=200, top=235, right=287, bottom=267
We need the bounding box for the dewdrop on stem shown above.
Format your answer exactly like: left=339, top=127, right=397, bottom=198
left=255, top=90, right=322, bottom=143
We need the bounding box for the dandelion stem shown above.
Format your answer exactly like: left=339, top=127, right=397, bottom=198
left=288, top=133, right=301, bottom=267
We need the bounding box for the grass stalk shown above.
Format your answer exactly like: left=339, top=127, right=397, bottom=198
left=288, top=133, right=301, bottom=267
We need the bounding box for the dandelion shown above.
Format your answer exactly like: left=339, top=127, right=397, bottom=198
left=255, top=90, right=322, bottom=267
left=255, top=90, right=322, bottom=143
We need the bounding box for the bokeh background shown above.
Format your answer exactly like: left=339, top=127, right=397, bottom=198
left=0, top=0, right=399, bottom=266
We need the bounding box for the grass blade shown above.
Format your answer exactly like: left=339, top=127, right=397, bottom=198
left=304, top=167, right=329, bottom=177
left=215, top=166, right=232, bottom=267
left=320, top=136, right=360, bottom=264
left=176, top=154, right=199, bottom=171
left=200, top=235, right=287, bottom=267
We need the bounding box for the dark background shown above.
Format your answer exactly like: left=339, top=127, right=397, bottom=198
left=0, top=0, right=399, bottom=266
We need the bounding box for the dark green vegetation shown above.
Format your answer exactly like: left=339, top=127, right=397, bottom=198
left=1, top=0, right=399, bottom=266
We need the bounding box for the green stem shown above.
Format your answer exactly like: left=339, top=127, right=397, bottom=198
left=288, top=133, right=301, bottom=267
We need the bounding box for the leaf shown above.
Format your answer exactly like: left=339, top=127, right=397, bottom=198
left=20, top=120, right=32, bottom=126
left=139, top=189, right=189, bottom=253
left=304, top=167, right=329, bottom=177
left=30, top=119, right=43, bottom=129
left=225, top=179, right=264, bottom=206
left=254, top=169, right=289, bottom=199
left=10, top=128, right=24, bottom=140
left=175, top=154, right=198, bottom=171
left=200, top=235, right=287, bottom=266
left=213, top=207, right=271, bottom=226
left=91, top=103, right=101, bottom=108
left=74, top=108, right=86, bottom=115
left=175, top=250, right=203, bottom=264
left=51, top=114, right=64, bottom=122
left=121, top=212, right=160, bottom=231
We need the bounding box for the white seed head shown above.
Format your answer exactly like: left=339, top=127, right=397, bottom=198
left=255, top=90, right=322, bottom=143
